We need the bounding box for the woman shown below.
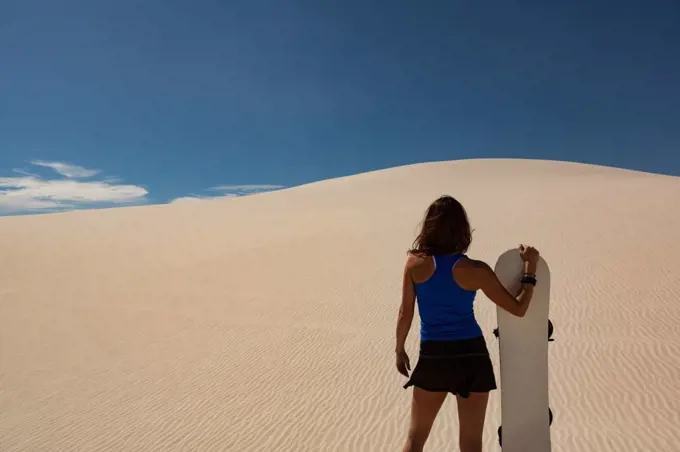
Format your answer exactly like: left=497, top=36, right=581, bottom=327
left=395, top=195, right=539, bottom=452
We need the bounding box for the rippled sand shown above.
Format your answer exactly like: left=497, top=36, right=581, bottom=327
left=2, top=158, right=679, bottom=451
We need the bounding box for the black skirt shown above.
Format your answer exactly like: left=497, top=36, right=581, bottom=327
left=403, top=336, right=497, bottom=398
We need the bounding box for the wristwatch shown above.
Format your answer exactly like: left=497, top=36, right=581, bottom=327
left=521, top=274, right=537, bottom=286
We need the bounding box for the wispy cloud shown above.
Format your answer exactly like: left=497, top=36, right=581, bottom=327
left=169, top=194, right=236, bottom=204
left=30, top=160, right=101, bottom=178
left=210, top=184, right=284, bottom=193
left=0, top=161, right=148, bottom=214
left=168, top=196, right=203, bottom=204
left=169, top=184, right=283, bottom=204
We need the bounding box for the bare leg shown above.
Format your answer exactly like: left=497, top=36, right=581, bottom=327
left=402, top=387, right=447, bottom=452
left=456, top=392, right=489, bottom=452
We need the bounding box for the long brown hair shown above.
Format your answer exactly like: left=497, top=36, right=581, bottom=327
left=409, top=195, right=473, bottom=257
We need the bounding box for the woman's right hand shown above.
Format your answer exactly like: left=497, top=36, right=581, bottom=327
left=395, top=349, right=411, bottom=377
left=519, top=244, right=539, bottom=265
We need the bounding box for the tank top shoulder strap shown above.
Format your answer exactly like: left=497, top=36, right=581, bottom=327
left=437, top=253, right=464, bottom=266
left=430, top=253, right=465, bottom=277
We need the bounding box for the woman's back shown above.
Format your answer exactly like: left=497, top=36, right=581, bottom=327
left=411, top=253, right=482, bottom=341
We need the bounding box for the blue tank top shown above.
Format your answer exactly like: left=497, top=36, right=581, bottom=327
left=414, top=254, right=482, bottom=341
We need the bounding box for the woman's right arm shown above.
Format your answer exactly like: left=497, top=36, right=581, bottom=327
left=477, top=261, right=536, bottom=317
left=464, top=246, right=539, bottom=317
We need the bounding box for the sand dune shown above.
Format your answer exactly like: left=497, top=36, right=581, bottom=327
left=1, top=158, right=679, bottom=451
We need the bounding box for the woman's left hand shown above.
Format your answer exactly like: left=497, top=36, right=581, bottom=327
left=396, top=350, right=411, bottom=377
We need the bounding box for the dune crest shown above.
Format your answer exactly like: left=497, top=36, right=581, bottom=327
left=2, top=158, right=679, bottom=451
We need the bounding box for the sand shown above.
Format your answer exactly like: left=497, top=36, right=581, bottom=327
left=1, top=158, right=679, bottom=451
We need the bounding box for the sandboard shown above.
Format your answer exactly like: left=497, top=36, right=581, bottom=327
left=493, top=248, right=552, bottom=451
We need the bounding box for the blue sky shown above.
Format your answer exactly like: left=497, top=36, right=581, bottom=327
left=1, top=1, right=679, bottom=214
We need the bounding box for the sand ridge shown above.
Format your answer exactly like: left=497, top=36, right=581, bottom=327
left=1, top=158, right=679, bottom=451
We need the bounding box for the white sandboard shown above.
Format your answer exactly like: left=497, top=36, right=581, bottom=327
left=493, top=248, right=552, bottom=451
